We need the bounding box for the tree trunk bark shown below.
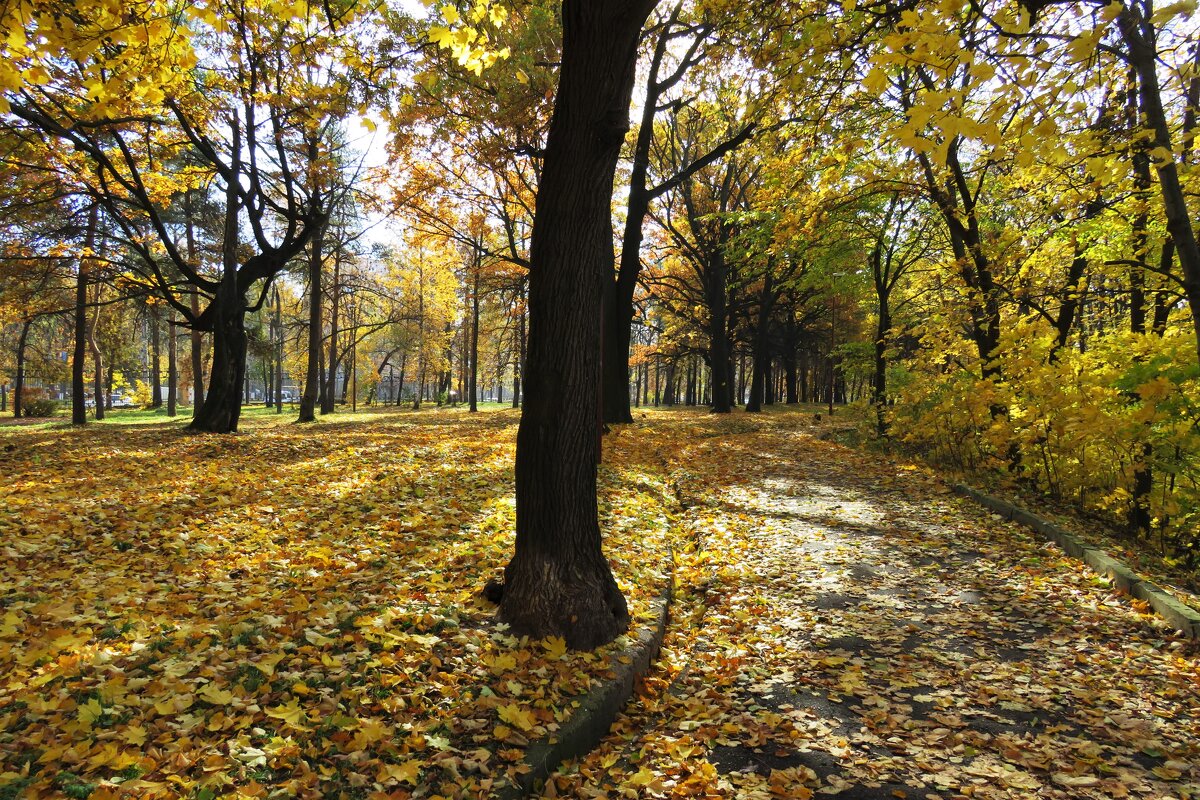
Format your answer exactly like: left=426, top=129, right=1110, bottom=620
left=190, top=144, right=247, bottom=434
left=746, top=274, right=774, bottom=413
left=470, top=266, right=480, bottom=412
left=707, top=253, right=732, bottom=412
left=184, top=192, right=205, bottom=418
left=323, top=255, right=340, bottom=414
left=395, top=354, right=407, bottom=407
left=298, top=220, right=325, bottom=423
left=499, top=0, right=654, bottom=651
left=512, top=281, right=525, bottom=408
left=189, top=274, right=247, bottom=432
left=150, top=306, right=162, bottom=408
left=167, top=309, right=178, bottom=417
left=1119, top=5, right=1200, bottom=361
left=89, top=291, right=104, bottom=421
left=73, top=205, right=97, bottom=425
left=13, top=320, right=31, bottom=418
left=274, top=287, right=283, bottom=413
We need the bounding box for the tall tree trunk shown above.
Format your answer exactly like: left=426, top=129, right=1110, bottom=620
left=274, top=287, right=283, bottom=414
left=298, top=220, right=325, bottom=423
left=746, top=274, right=774, bottom=413
left=395, top=354, right=407, bottom=407
left=150, top=306, right=162, bottom=408
left=13, top=320, right=31, bottom=418
left=73, top=205, right=98, bottom=425
left=89, top=290, right=105, bottom=421
left=413, top=355, right=424, bottom=410
left=470, top=266, right=480, bottom=412
left=167, top=309, right=178, bottom=417
left=499, top=0, right=655, bottom=651
left=512, top=281, right=525, bottom=408
left=1119, top=5, right=1200, bottom=360
left=323, top=255, right=340, bottom=414
left=189, top=293, right=204, bottom=414
left=190, top=140, right=246, bottom=434
left=873, top=299, right=890, bottom=435
left=189, top=284, right=247, bottom=432
left=708, top=253, right=732, bottom=412
left=184, top=191, right=205, bottom=418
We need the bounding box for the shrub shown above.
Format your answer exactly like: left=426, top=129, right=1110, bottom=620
left=19, top=388, right=57, bottom=418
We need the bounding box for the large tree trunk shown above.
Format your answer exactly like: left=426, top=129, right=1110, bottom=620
left=89, top=293, right=105, bottom=421
left=323, top=256, right=340, bottom=414
left=167, top=310, right=178, bottom=417
left=13, top=320, right=30, bottom=418
left=190, top=151, right=246, bottom=434
left=873, top=300, right=890, bottom=435
left=298, top=221, right=325, bottom=423
left=498, top=0, right=655, bottom=651
left=189, top=275, right=247, bottom=432
left=746, top=274, right=774, bottom=413
left=274, top=287, right=283, bottom=414
left=1119, top=4, right=1200, bottom=361
left=189, top=292, right=204, bottom=414
left=150, top=306, right=162, bottom=408
left=708, top=254, right=732, bottom=412
left=184, top=191, right=205, bottom=418
left=470, top=267, right=480, bottom=412
left=73, top=206, right=97, bottom=425
left=512, top=281, right=525, bottom=408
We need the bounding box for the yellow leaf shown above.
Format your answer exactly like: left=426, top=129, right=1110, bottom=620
left=122, top=726, right=148, bottom=746
left=0, top=611, right=21, bottom=636
left=77, top=698, right=104, bottom=726
left=542, top=636, right=567, bottom=660
left=484, top=652, right=517, bottom=673
left=304, top=628, right=337, bottom=647
left=254, top=653, right=286, bottom=676
left=497, top=703, right=536, bottom=732
left=378, top=760, right=421, bottom=785
left=352, top=717, right=392, bottom=748
left=628, top=766, right=657, bottom=787
left=265, top=699, right=309, bottom=730
left=199, top=683, right=234, bottom=705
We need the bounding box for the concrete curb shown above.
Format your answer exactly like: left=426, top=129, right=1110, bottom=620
left=494, top=584, right=673, bottom=798
left=950, top=483, right=1200, bottom=639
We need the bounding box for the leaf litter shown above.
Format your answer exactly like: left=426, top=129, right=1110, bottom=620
left=2, top=408, right=1198, bottom=799
left=0, top=409, right=672, bottom=798
left=547, top=410, right=1200, bottom=800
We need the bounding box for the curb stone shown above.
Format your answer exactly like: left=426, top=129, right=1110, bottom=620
left=950, top=483, right=1200, bottom=640
left=493, top=585, right=673, bottom=799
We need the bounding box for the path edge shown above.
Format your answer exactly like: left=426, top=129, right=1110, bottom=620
left=950, top=483, right=1200, bottom=640
left=494, top=581, right=674, bottom=798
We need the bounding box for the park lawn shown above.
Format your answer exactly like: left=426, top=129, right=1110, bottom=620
left=0, top=407, right=677, bottom=799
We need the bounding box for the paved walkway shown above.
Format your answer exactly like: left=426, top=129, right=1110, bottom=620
left=555, top=416, right=1200, bottom=799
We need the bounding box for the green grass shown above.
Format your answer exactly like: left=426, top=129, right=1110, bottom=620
left=0, top=398, right=521, bottom=436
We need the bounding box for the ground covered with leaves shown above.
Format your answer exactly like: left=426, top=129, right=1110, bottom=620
left=551, top=411, right=1200, bottom=799
left=0, top=408, right=672, bottom=799
left=2, top=408, right=1199, bottom=800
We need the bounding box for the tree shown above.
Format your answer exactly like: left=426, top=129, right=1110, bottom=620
left=602, top=3, right=757, bottom=423
left=2, top=0, right=371, bottom=431
left=495, top=0, right=657, bottom=651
